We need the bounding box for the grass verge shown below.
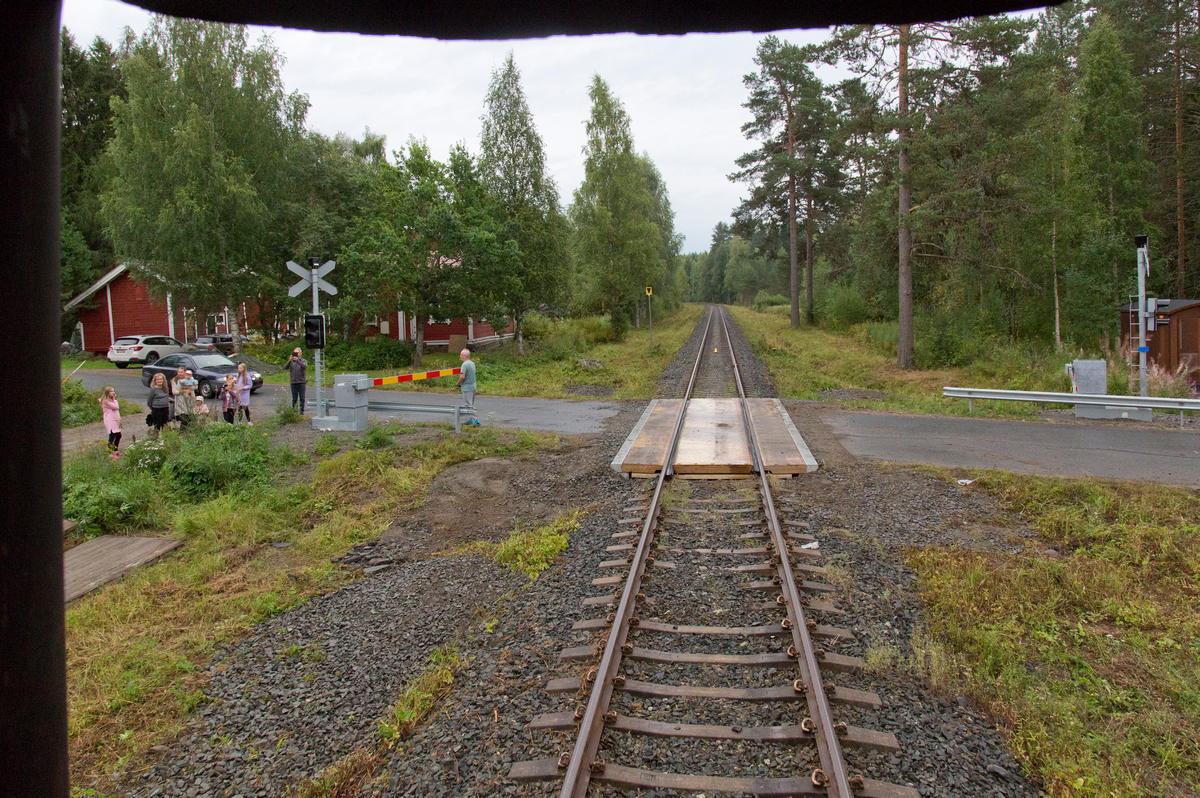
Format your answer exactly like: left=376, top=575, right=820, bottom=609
left=731, top=305, right=1114, bottom=419
left=908, top=472, right=1200, bottom=796
left=66, top=421, right=557, bottom=786
left=262, top=306, right=705, bottom=400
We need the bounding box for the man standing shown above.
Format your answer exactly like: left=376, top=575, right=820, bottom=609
left=455, top=347, right=479, bottom=426
left=287, top=347, right=308, bottom=413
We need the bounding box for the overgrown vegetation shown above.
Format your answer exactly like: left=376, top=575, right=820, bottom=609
left=64, top=419, right=557, bottom=784
left=731, top=305, right=1195, bottom=417
left=908, top=473, right=1200, bottom=797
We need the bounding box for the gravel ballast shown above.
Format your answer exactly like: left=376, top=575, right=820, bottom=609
left=113, top=306, right=1049, bottom=797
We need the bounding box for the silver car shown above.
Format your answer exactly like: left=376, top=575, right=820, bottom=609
left=107, top=335, right=190, bottom=368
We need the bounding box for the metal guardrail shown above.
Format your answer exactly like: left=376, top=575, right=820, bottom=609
left=318, top=398, right=478, bottom=432
left=943, top=386, right=1200, bottom=426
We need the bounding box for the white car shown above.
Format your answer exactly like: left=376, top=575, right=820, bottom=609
left=107, top=335, right=190, bottom=368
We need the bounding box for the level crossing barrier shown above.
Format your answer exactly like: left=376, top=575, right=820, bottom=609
left=943, top=386, right=1200, bottom=427
left=313, top=368, right=477, bottom=433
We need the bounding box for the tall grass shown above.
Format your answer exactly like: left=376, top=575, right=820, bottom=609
left=909, top=473, right=1200, bottom=797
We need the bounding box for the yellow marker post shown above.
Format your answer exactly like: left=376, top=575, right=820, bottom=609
left=646, top=287, right=653, bottom=351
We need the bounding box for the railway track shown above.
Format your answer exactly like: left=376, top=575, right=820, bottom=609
left=511, top=306, right=919, bottom=798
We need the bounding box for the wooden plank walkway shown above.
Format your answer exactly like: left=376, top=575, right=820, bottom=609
left=746, top=399, right=819, bottom=475
left=64, top=536, right=183, bottom=604
left=616, top=398, right=817, bottom=477
left=673, top=399, right=753, bottom=474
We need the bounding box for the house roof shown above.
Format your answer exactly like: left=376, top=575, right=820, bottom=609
left=128, top=0, right=1049, bottom=39
left=63, top=264, right=127, bottom=313
left=1118, top=299, right=1200, bottom=314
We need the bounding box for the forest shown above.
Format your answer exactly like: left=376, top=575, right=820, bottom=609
left=62, top=2, right=1198, bottom=371
left=60, top=17, right=686, bottom=366
left=692, top=0, right=1200, bottom=369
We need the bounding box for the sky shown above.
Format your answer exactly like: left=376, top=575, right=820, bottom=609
left=61, top=0, right=845, bottom=253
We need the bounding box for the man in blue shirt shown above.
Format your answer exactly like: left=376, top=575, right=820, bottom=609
left=455, top=348, right=479, bottom=425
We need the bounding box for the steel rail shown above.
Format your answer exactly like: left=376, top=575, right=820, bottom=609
left=557, top=307, right=717, bottom=798
left=718, top=306, right=854, bottom=798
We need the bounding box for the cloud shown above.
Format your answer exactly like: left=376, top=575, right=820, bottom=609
left=62, top=0, right=834, bottom=251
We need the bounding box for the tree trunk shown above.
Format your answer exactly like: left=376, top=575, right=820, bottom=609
left=1177, top=18, right=1186, bottom=297
left=1052, top=218, right=1061, bottom=350
left=228, top=300, right=242, bottom=354
left=414, top=314, right=424, bottom=369
left=805, top=194, right=815, bottom=325
left=516, top=312, right=524, bottom=355
left=897, top=24, right=915, bottom=369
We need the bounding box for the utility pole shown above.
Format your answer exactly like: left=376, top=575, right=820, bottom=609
left=1135, top=236, right=1149, bottom=398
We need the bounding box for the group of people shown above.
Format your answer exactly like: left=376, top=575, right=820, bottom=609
left=97, top=345, right=476, bottom=457
left=99, top=362, right=257, bottom=457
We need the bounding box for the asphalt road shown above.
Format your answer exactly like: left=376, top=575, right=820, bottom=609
left=68, top=368, right=623, bottom=436
left=821, top=410, right=1200, bottom=487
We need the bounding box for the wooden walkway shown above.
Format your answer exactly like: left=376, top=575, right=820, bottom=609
left=613, top=399, right=818, bottom=478
left=63, top=535, right=183, bottom=604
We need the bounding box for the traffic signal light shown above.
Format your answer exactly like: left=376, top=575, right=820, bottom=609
left=304, top=314, right=326, bottom=349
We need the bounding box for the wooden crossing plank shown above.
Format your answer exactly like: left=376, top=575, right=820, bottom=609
left=673, top=399, right=753, bottom=474
left=620, top=399, right=682, bottom=473
left=746, top=398, right=818, bottom=474
left=63, top=535, right=183, bottom=604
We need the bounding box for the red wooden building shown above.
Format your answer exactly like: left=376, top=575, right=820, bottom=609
left=358, top=310, right=514, bottom=349
left=64, top=264, right=245, bottom=355
left=1119, top=299, right=1200, bottom=378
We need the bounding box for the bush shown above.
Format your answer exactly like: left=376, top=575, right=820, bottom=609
left=62, top=448, right=166, bottom=536
left=162, top=424, right=273, bottom=500
left=323, top=338, right=413, bottom=372
left=752, top=292, right=789, bottom=312
left=823, top=284, right=870, bottom=329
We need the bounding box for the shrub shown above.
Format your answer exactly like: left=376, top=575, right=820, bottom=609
left=62, top=447, right=166, bottom=536
left=752, top=291, right=789, bottom=312
left=161, top=424, right=272, bottom=500
left=323, top=338, right=413, bottom=372
left=274, top=399, right=303, bottom=425
left=822, top=284, right=870, bottom=329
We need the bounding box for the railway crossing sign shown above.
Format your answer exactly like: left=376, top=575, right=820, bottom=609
left=287, top=259, right=337, bottom=297
left=287, top=258, right=337, bottom=427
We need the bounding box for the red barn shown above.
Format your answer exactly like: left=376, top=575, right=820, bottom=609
left=64, top=264, right=249, bottom=355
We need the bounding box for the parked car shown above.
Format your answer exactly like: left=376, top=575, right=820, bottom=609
left=107, top=335, right=190, bottom=368
left=140, top=352, right=263, bottom=398
left=192, top=334, right=249, bottom=355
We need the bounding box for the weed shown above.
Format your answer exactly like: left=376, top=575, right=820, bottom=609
left=863, top=644, right=900, bottom=674
left=357, top=425, right=392, bottom=450
left=314, top=435, right=343, bottom=457
left=291, top=747, right=379, bottom=798
left=488, top=510, right=582, bottom=579
left=274, top=399, right=303, bottom=425
left=378, top=645, right=463, bottom=743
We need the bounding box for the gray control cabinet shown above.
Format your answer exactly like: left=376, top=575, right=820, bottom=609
left=1068, top=359, right=1152, bottom=421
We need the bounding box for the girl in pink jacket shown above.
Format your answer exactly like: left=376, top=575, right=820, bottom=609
left=100, top=386, right=121, bottom=455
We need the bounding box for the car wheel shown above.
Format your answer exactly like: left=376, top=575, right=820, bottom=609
left=198, top=380, right=215, bottom=399
left=144, top=352, right=159, bottom=365
left=115, top=362, right=128, bottom=369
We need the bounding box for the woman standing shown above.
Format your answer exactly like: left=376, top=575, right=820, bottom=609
left=234, top=362, right=253, bottom=426
left=99, top=386, right=122, bottom=456
left=147, top=373, right=171, bottom=436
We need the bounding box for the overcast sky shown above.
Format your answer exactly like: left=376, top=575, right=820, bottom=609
left=61, top=0, right=848, bottom=253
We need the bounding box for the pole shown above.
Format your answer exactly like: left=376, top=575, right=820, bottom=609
left=1136, top=236, right=1149, bottom=398
left=311, top=260, right=322, bottom=416
left=648, top=294, right=653, bottom=352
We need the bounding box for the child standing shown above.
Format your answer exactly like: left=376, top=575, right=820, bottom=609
left=100, top=386, right=121, bottom=455
left=221, top=374, right=240, bottom=424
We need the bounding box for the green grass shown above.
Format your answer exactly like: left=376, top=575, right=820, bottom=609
left=262, top=306, right=706, bottom=400
left=908, top=472, right=1200, bottom=797
left=64, top=420, right=558, bottom=786
left=730, top=305, right=1108, bottom=419
left=62, top=355, right=118, bottom=370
